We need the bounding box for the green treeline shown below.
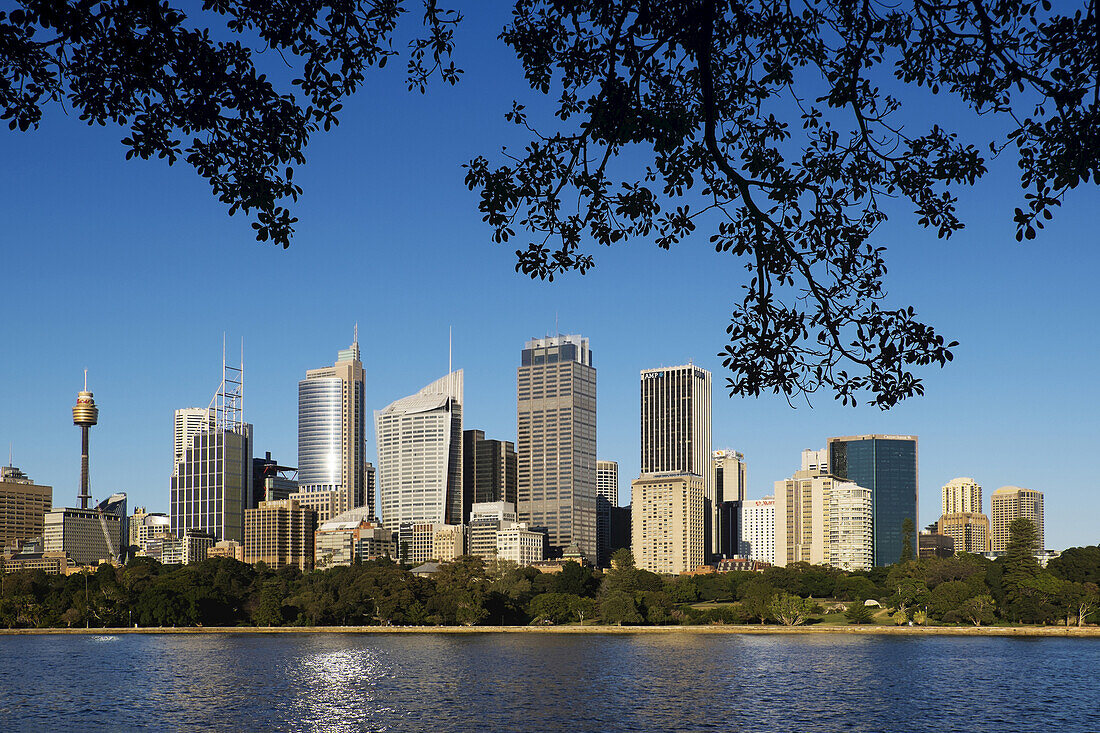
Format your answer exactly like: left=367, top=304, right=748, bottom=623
left=3, top=539, right=1098, bottom=630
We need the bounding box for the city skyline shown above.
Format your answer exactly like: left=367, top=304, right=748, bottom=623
left=2, top=3, right=1097, bottom=550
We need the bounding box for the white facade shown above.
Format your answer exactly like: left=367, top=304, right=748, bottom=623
left=828, top=482, right=874, bottom=571
left=713, top=450, right=747, bottom=502
left=375, top=371, right=464, bottom=529
left=739, top=497, right=775, bottom=564
left=942, top=477, right=983, bottom=515
left=173, top=408, right=213, bottom=470
left=800, top=448, right=829, bottom=476
left=471, top=501, right=517, bottom=523
left=496, top=522, right=545, bottom=566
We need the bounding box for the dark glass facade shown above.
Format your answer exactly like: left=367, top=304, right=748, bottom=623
left=829, top=436, right=917, bottom=567
left=717, top=500, right=742, bottom=559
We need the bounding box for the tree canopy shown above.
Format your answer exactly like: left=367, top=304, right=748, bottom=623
left=3, top=1, right=1097, bottom=406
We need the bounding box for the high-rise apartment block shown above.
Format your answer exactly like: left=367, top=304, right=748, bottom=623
left=942, top=477, right=983, bottom=515
left=739, top=497, right=775, bottom=564
left=631, top=473, right=706, bottom=575
left=990, top=486, right=1045, bottom=552
left=827, top=483, right=874, bottom=570
left=375, top=371, right=464, bottom=529
left=463, top=430, right=518, bottom=521
left=639, top=364, right=714, bottom=555
left=517, top=335, right=597, bottom=561
left=297, top=338, right=366, bottom=520
left=774, top=468, right=873, bottom=571
left=244, top=499, right=315, bottom=571
left=828, top=435, right=918, bottom=566
left=0, top=465, right=51, bottom=551
left=596, top=459, right=619, bottom=567
left=171, top=355, right=252, bottom=543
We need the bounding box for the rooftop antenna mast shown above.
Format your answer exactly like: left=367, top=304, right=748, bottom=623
left=210, top=333, right=244, bottom=432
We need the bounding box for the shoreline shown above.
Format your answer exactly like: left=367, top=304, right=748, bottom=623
left=2, top=624, right=1097, bottom=637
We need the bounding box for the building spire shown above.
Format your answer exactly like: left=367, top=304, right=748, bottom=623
left=354, top=321, right=358, bottom=345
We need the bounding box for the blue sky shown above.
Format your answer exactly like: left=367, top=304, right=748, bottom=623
left=1, top=6, right=1097, bottom=549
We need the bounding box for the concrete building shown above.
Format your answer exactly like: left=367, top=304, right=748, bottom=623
left=43, top=493, right=127, bottom=566
left=774, top=471, right=832, bottom=566
left=181, top=529, right=216, bottom=564
left=713, top=450, right=747, bottom=502
left=631, top=473, right=706, bottom=575
left=397, top=523, right=437, bottom=566
left=129, top=507, right=172, bottom=553
left=919, top=531, right=956, bottom=559
left=314, top=508, right=393, bottom=569
left=0, top=465, right=52, bottom=551
left=827, top=435, right=918, bottom=566
left=596, top=459, right=619, bottom=567
left=991, top=486, right=1045, bottom=552
left=244, top=499, right=315, bottom=571
left=496, top=522, right=545, bottom=566
left=468, top=501, right=518, bottom=561
left=1, top=550, right=71, bottom=575
left=640, top=364, right=713, bottom=555
left=362, top=462, right=376, bottom=517
left=517, top=334, right=597, bottom=561
left=375, top=371, right=464, bottom=529
left=942, top=477, right=983, bottom=515
left=432, top=524, right=466, bottom=563
left=939, top=512, right=991, bottom=554
left=297, top=337, right=366, bottom=521
left=463, top=430, right=518, bottom=522
left=171, top=356, right=252, bottom=543
left=738, top=496, right=775, bottom=564
left=828, top=483, right=874, bottom=571
left=206, top=539, right=245, bottom=561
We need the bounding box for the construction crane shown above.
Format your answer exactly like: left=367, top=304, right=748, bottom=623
left=94, top=494, right=127, bottom=564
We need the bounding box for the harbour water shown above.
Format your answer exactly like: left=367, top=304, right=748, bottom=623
left=1, top=632, right=1097, bottom=731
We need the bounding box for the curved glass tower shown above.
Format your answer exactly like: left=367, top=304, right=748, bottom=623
left=298, top=378, right=343, bottom=488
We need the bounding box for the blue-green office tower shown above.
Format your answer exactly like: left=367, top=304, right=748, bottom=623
left=828, top=435, right=918, bottom=567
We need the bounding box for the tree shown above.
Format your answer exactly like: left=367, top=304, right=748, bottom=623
left=600, top=590, right=642, bottom=625
left=1003, top=517, right=1042, bottom=621
left=845, top=601, right=873, bottom=624
left=889, top=578, right=930, bottom=620
left=900, top=518, right=915, bottom=563
left=1, top=1, right=461, bottom=247
left=739, top=578, right=776, bottom=624
left=465, top=0, right=1100, bottom=407
left=6, top=2, right=1098, bottom=407
left=1057, top=582, right=1100, bottom=627
left=528, top=592, right=574, bottom=624
left=770, top=592, right=813, bottom=625
left=959, top=594, right=995, bottom=627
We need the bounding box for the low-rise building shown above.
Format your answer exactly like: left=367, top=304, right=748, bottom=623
left=206, top=539, right=245, bottom=562
left=919, top=531, right=955, bottom=559
left=1, top=550, right=71, bottom=575
left=314, top=508, right=393, bottom=570
left=433, top=524, right=466, bottom=563
left=496, top=522, right=544, bottom=566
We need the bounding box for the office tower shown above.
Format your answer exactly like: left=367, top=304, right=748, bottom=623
left=828, top=483, right=874, bottom=570
left=517, top=335, right=597, bottom=560
left=314, top=507, right=393, bottom=569
left=468, top=501, right=519, bottom=560
left=297, top=336, right=366, bottom=519
left=596, top=459, right=619, bottom=567
left=170, top=353, right=253, bottom=543
left=463, top=429, right=519, bottom=522
left=397, top=523, right=439, bottom=565
left=631, top=473, right=706, bottom=574
left=739, top=497, right=775, bottom=564
left=639, top=364, right=714, bottom=555
left=71, top=372, right=99, bottom=509
left=362, top=462, right=376, bottom=515
left=938, top=512, right=990, bottom=554
left=990, top=486, right=1045, bottom=552
left=0, top=465, right=52, bottom=550
left=801, top=448, right=829, bottom=476
left=713, top=450, right=747, bottom=503
left=43, top=493, right=127, bottom=565
left=610, top=504, right=631, bottom=555
left=375, top=370, right=464, bottom=528
left=244, top=499, right=316, bottom=571
left=942, top=477, right=983, bottom=515
left=496, top=523, right=546, bottom=566
left=828, top=434, right=918, bottom=566
left=253, top=452, right=298, bottom=507
left=713, top=450, right=746, bottom=559
left=174, top=408, right=213, bottom=466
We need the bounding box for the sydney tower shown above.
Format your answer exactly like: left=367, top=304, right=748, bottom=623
left=72, top=371, right=99, bottom=509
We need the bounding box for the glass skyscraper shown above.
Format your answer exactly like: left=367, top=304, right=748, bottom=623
left=828, top=434, right=918, bottom=567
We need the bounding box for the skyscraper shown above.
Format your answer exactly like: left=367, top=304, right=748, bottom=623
left=827, top=434, right=918, bottom=566
left=739, top=496, right=775, bottom=564
left=296, top=337, right=365, bottom=519
left=938, top=512, right=990, bottom=554
left=713, top=450, right=746, bottom=559
left=463, top=429, right=518, bottom=521
left=631, top=472, right=706, bottom=574
left=639, top=364, right=713, bottom=555
left=517, top=335, right=597, bottom=561
left=596, top=459, right=618, bottom=567
left=990, top=486, right=1044, bottom=552
left=174, top=408, right=213, bottom=466
left=170, top=352, right=252, bottom=543
left=0, top=465, right=52, bottom=551
left=942, top=477, right=983, bottom=515
left=774, top=462, right=873, bottom=570
left=375, top=370, right=464, bottom=529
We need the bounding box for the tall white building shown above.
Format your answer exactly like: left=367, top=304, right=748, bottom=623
left=942, top=477, right=983, bottom=515
left=174, top=408, right=213, bottom=468
left=739, top=497, right=775, bottom=563
left=828, top=483, right=874, bottom=571
left=713, top=450, right=746, bottom=503
left=639, top=364, right=713, bottom=555
left=375, top=371, right=464, bottom=529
